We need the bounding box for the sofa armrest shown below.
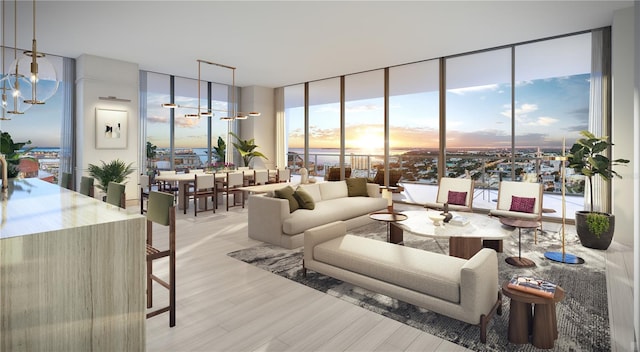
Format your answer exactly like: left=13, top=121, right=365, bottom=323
left=248, top=194, right=291, bottom=245
left=366, top=183, right=382, bottom=198
left=459, top=248, right=499, bottom=317
left=304, top=221, right=347, bottom=264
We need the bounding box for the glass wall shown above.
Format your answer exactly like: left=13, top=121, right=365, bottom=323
left=141, top=71, right=236, bottom=171
left=285, top=84, right=305, bottom=172
left=283, top=31, right=594, bottom=217
left=345, top=70, right=384, bottom=179
left=389, top=60, right=440, bottom=184
left=308, top=78, right=341, bottom=178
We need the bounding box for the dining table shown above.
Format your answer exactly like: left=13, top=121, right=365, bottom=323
left=155, top=172, right=226, bottom=210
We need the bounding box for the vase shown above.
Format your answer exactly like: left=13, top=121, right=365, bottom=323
left=300, top=167, right=309, bottom=184
left=575, top=211, right=615, bottom=250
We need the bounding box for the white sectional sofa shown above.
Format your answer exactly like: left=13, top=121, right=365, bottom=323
left=248, top=180, right=387, bottom=249
left=303, top=221, right=502, bottom=343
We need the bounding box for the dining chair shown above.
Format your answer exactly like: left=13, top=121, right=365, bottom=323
left=253, top=169, right=269, bottom=185
left=191, top=173, right=216, bottom=216
left=60, top=172, right=73, bottom=190
left=424, top=177, right=475, bottom=212
left=140, top=174, right=151, bottom=214
left=157, top=170, right=180, bottom=197
left=277, top=168, right=291, bottom=183
left=145, top=190, right=177, bottom=327
left=219, top=171, right=245, bottom=211
left=105, top=181, right=126, bottom=209
left=489, top=180, right=543, bottom=243
left=79, top=176, right=95, bottom=198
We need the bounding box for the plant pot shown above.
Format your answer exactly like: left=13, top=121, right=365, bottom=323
left=575, top=211, right=615, bottom=250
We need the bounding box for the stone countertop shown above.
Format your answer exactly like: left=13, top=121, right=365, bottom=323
left=1, top=178, right=143, bottom=239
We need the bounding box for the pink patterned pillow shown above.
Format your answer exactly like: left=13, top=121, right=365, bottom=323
left=447, top=191, right=467, bottom=206
left=509, top=196, right=535, bottom=213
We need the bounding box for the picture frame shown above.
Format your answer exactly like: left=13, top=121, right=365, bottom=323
left=96, top=108, right=128, bottom=149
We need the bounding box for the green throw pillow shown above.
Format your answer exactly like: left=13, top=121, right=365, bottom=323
left=294, top=187, right=315, bottom=210
left=346, top=177, right=369, bottom=197
left=274, top=186, right=299, bottom=213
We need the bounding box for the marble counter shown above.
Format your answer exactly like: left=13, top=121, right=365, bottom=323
left=1, top=178, right=146, bottom=351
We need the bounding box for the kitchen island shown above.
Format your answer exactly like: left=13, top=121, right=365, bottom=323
left=1, top=178, right=146, bottom=351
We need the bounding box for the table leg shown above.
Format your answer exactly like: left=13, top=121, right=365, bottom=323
left=508, top=300, right=532, bottom=344
left=532, top=303, right=558, bottom=349
left=389, top=223, right=404, bottom=245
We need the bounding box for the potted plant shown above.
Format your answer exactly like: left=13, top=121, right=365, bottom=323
left=0, top=130, right=34, bottom=178
left=229, top=132, right=267, bottom=167
left=88, top=159, right=135, bottom=197
left=211, top=136, right=226, bottom=164
left=567, top=130, right=629, bottom=249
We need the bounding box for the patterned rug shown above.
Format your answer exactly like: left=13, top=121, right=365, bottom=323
left=228, top=221, right=609, bottom=351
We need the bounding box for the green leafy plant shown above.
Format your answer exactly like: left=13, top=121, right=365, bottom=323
left=567, top=130, right=629, bottom=212
left=229, top=132, right=267, bottom=167
left=212, top=136, right=226, bottom=163
left=0, top=131, right=34, bottom=178
left=88, top=159, right=134, bottom=193
left=586, top=213, right=609, bottom=239
left=146, top=141, right=157, bottom=159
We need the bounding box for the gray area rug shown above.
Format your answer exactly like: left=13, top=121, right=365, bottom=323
left=228, top=221, right=609, bottom=351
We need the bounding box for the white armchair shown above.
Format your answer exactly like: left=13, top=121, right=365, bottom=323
left=424, top=177, right=475, bottom=212
left=489, top=181, right=543, bottom=241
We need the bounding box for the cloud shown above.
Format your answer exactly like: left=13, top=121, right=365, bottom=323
left=148, top=115, right=169, bottom=124
left=529, top=116, right=559, bottom=126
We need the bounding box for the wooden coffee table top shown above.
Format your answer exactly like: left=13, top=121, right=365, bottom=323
left=499, top=217, right=540, bottom=229
left=369, top=212, right=408, bottom=223
left=502, top=281, right=565, bottom=304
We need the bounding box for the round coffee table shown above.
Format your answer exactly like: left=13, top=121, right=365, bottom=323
left=500, top=218, right=540, bottom=267
left=502, top=282, right=565, bottom=349
left=369, top=211, right=408, bottom=243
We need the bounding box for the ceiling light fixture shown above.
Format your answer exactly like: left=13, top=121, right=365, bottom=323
left=5, top=0, right=30, bottom=115
left=1, top=0, right=9, bottom=121
left=8, top=0, right=59, bottom=105
left=161, top=59, right=260, bottom=121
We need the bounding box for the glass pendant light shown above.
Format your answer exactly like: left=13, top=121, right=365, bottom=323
left=3, top=0, right=31, bottom=115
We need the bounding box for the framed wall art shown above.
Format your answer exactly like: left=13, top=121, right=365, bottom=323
left=96, top=108, right=128, bottom=149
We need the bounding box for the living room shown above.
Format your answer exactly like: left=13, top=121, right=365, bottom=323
left=0, top=1, right=638, bottom=351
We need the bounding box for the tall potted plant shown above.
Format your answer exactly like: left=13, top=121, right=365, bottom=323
left=567, top=130, right=629, bottom=249
left=0, top=131, right=34, bottom=178
left=229, top=132, right=267, bottom=167
left=88, top=159, right=135, bottom=196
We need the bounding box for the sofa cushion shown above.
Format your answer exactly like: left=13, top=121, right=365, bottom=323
left=314, top=235, right=466, bottom=303
left=274, top=186, right=299, bottom=213
left=294, top=186, right=315, bottom=210
left=299, top=183, right=322, bottom=203
left=319, top=181, right=348, bottom=200
left=282, top=197, right=387, bottom=235
left=346, top=177, right=369, bottom=197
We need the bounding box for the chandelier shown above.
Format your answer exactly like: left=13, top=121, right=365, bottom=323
left=162, top=59, right=260, bottom=120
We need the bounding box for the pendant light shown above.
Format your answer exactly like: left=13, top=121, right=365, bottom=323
left=8, top=0, right=58, bottom=105
left=1, top=0, right=9, bottom=120
left=4, top=0, right=30, bottom=115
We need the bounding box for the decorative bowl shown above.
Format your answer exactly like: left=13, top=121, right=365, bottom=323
left=428, top=213, right=446, bottom=226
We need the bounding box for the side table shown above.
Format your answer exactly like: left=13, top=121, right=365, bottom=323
left=501, top=282, right=565, bottom=349
left=500, top=218, right=540, bottom=267
left=369, top=212, right=408, bottom=244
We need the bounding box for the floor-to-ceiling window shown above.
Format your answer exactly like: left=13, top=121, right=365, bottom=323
left=345, top=70, right=384, bottom=179
left=285, top=84, right=305, bottom=172
left=389, top=60, right=440, bottom=184
left=144, top=72, right=171, bottom=170
left=173, top=76, right=208, bottom=170
left=308, top=78, right=341, bottom=178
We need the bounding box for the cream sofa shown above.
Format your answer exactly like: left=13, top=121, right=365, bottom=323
left=303, top=221, right=502, bottom=343
left=248, top=180, right=387, bottom=249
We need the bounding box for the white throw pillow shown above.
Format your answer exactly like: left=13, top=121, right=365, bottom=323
left=299, top=183, right=322, bottom=203
left=319, top=181, right=348, bottom=201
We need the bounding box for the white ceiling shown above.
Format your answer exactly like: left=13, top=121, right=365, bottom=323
left=2, top=0, right=633, bottom=88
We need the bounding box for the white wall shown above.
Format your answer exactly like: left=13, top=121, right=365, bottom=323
left=75, top=55, right=140, bottom=201
left=240, top=86, right=276, bottom=169
left=634, top=2, right=640, bottom=350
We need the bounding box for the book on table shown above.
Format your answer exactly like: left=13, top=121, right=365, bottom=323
left=449, top=215, right=469, bottom=226
left=507, top=275, right=557, bottom=298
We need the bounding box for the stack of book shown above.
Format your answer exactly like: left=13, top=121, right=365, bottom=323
left=449, top=215, right=470, bottom=226
left=507, top=275, right=557, bottom=298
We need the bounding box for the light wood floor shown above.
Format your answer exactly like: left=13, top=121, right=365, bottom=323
left=143, top=200, right=634, bottom=351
